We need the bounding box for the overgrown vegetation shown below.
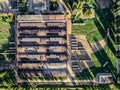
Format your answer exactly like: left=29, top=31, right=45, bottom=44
left=67, top=0, right=94, bottom=21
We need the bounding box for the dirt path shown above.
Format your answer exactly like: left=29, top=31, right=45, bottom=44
left=76, top=35, right=107, bottom=57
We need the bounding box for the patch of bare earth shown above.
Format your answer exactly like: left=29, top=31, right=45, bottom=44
left=76, top=35, right=107, bottom=57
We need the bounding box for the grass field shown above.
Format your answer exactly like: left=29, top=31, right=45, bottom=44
left=72, top=20, right=97, bottom=34
left=72, top=19, right=105, bottom=42
left=0, top=21, right=10, bottom=51
left=0, top=14, right=15, bottom=62
left=0, top=20, right=11, bottom=62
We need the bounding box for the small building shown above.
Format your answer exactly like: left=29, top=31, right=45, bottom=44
left=96, top=73, right=113, bottom=84
left=27, top=0, right=47, bottom=14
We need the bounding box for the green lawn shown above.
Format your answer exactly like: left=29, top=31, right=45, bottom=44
left=0, top=21, right=12, bottom=62
left=91, top=46, right=116, bottom=68
left=0, top=21, right=10, bottom=52
left=91, top=45, right=116, bottom=77
left=0, top=15, right=15, bottom=62
left=72, top=19, right=105, bottom=42
left=72, top=20, right=97, bottom=34
left=86, top=31, right=104, bottom=42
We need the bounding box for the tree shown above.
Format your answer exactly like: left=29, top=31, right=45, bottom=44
left=72, top=2, right=77, bottom=10
left=82, top=4, right=94, bottom=18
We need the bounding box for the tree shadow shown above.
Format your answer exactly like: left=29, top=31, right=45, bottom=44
left=0, top=70, right=16, bottom=88
left=91, top=37, right=117, bottom=83
left=83, top=84, right=112, bottom=90
left=93, top=3, right=115, bottom=55
left=0, top=54, right=5, bottom=62
left=77, top=36, right=117, bottom=85
left=92, top=1, right=118, bottom=84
